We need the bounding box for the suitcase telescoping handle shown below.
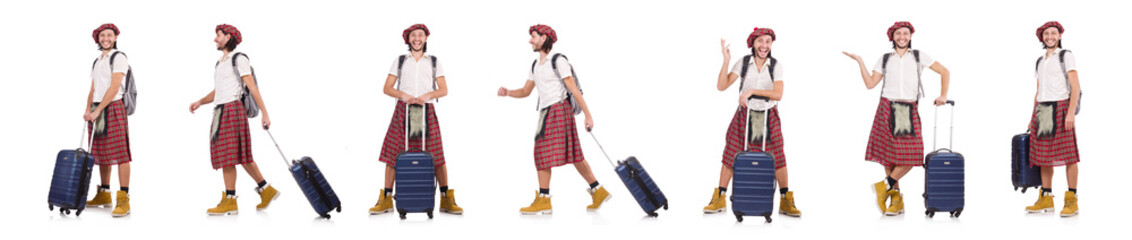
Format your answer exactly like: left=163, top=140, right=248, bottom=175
left=264, top=128, right=293, bottom=168
left=744, top=96, right=771, bottom=152
left=404, top=103, right=427, bottom=152
left=80, top=121, right=94, bottom=150
left=586, top=131, right=619, bottom=169
left=933, top=100, right=956, bottom=151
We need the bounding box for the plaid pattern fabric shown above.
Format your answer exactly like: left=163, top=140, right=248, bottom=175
left=1036, top=21, right=1064, bottom=42
left=1028, top=100, right=1080, bottom=167
left=402, top=24, right=430, bottom=44
left=887, top=21, right=915, bottom=41
left=533, top=101, right=583, bottom=170
left=721, top=106, right=787, bottom=169
left=210, top=101, right=254, bottom=169
left=89, top=100, right=131, bottom=165
left=746, top=27, right=776, bottom=48
left=379, top=101, right=447, bottom=167
left=529, top=24, right=557, bottom=44
left=216, top=24, right=242, bottom=45
left=92, top=23, right=119, bottom=44
left=865, top=98, right=924, bottom=167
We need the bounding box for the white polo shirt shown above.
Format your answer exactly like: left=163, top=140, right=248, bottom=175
left=90, top=50, right=129, bottom=102
left=388, top=52, right=445, bottom=103
left=1036, top=48, right=1077, bottom=102
left=529, top=52, right=573, bottom=110
left=730, top=57, right=785, bottom=110
left=213, top=52, right=253, bottom=105
left=872, top=50, right=935, bottom=102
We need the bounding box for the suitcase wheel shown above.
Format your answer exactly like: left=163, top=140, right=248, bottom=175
left=398, top=210, right=407, bottom=220
left=320, top=214, right=331, bottom=219
left=647, top=212, right=658, bottom=218
left=663, top=203, right=669, bottom=210
left=427, top=211, right=434, bottom=219
left=951, top=208, right=963, bottom=218
left=734, top=211, right=743, bottom=222
left=1021, top=188, right=1028, bottom=193
left=48, top=204, right=54, bottom=211
left=336, top=205, right=342, bottom=213
left=75, top=208, right=83, bottom=216
left=764, top=215, right=772, bottom=223
left=926, top=210, right=935, bottom=218
left=63, top=209, right=71, bottom=215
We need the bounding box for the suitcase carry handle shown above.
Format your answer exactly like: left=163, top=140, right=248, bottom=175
left=404, top=103, right=427, bottom=152
left=264, top=129, right=293, bottom=168
left=932, top=100, right=956, bottom=151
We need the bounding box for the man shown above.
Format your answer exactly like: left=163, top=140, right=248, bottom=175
left=842, top=21, right=950, bottom=216
left=370, top=23, right=464, bottom=215
left=189, top=24, right=280, bottom=215
left=84, top=23, right=133, bottom=217
left=1024, top=21, right=1081, bottom=217
left=497, top=24, right=610, bottom=215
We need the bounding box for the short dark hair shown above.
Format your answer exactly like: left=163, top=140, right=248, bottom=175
left=892, top=40, right=911, bottom=49
left=407, top=42, right=428, bottom=52
left=534, top=32, right=553, bottom=53
left=222, top=35, right=238, bottom=52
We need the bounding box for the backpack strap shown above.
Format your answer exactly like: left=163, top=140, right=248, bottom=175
left=109, top=52, right=130, bottom=91
left=231, top=52, right=249, bottom=78
left=738, top=55, right=753, bottom=91
left=395, top=54, right=408, bottom=90
left=913, top=50, right=924, bottom=99
left=550, top=53, right=566, bottom=81
left=767, top=57, right=778, bottom=81
left=430, top=55, right=439, bottom=91
left=1059, top=50, right=1071, bottom=82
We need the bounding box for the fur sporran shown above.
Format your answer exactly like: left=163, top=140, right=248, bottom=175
left=889, top=102, right=914, bottom=137
left=1036, top=102, right=1057, bottom=139
left=407, top=104, right=426, bottom=139
left=535, top=108, right=550, bottom=140
left=90, top=104, right=108, bottom=138
left=210, top=105, right=224, bottom=142
left=747, top=109, right=767, bottom=145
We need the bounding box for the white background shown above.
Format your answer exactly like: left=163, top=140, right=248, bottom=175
left=2, top=0, right=1128, bottom=239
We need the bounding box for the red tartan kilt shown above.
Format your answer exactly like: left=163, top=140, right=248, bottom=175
left=89, top=100, right=132, bottom=165
left=533, top=101, right=584, bottom=170
left=210, top=101, right=254, bottom=169
left=1028, top=99, right=1080, bottom=167
left=379, top=101, right=446, bottom=167
left=864, top=98, right=924, bottom=167
left=721, top=106, right=786, bottom=169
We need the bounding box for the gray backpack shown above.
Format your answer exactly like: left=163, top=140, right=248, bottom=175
left=530, top=53, right=583, bottom=115
left=1035, top=50, right=1081, bottom=115
left=90, top=51, right=137, bottom=115
left=214, top=52, right=260, bottom=118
